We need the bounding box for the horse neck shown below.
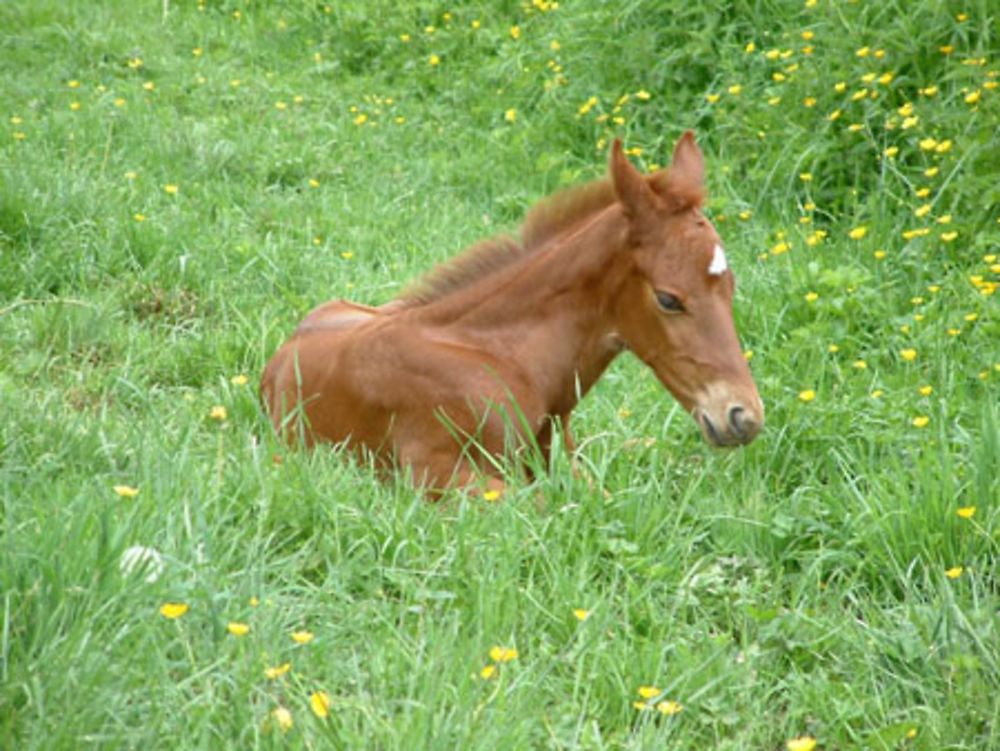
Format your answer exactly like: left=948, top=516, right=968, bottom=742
left=415, top=207, right=630, bottom=402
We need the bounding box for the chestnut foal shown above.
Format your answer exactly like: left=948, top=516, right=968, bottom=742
left=261, top=132, right=763, bottom=493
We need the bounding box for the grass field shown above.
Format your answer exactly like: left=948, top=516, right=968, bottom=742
left=2, top=0, right=999, bottom=748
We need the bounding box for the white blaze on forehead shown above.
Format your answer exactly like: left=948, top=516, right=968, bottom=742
left=708, top=244, right=729, bottom=276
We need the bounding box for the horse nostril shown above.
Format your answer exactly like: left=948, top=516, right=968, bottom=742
left=728, top=406, right=747, bottom=436
left=700, top=412, right=722, bottom=445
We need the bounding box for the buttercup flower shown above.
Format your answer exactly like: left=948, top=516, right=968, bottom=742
left=271, top=706, right=293, bottom=732
left=292, top=630, right=315, bottom=644
left=160, top=603, right=189, bottom=619
left=266, top=662, right=292, bottom=679
left=310, top=691, right=331, bottom=718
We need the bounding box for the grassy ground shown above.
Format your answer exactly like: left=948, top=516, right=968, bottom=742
left=2, top=0, right=999, bottom=748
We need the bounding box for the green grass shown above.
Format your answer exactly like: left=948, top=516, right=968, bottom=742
left=2, top=0, right=999, bottom=748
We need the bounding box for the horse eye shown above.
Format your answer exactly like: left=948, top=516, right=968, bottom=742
left=655, top=290, right=684, bottom=313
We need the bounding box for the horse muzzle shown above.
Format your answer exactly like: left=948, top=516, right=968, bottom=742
left=694, top=399, right=763, bottom=447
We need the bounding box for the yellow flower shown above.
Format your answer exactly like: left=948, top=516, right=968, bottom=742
left=635, top=89, right=651, bottom=100
left=957, top=506, right=976, bottom=519
left=209, top=405, right=227, bottom=421
left=874, top=250, right=886, bottom=259
left=884, top=146, right=899, bottom=158
left=164, top=183, right=178, bottom=194
left=834, top=81, right=847, bottom=92
left=292, top=630, right=314, bottom=644
left=265, top=662, right=292, bottom=679
left=945, top=566, right=963, bottom=579
left=656, top=700, right=683, bottom=715
left=799, top=172, right=813, bottom=181
left=428, top=54, right=440, bottom=66
left=964, top=312, right=978, bottom=322
left=900, top=348, right=917, bottom=361
left=849, top=226, right=868, bottom=240
left=940, top=231, right=958, bottom=242
left=353, top=113, right=368, bottom=126
left=114, top=97, right=126, bottom=107
left=271, top=706, right=293, bottom=732
left=480, top=664, right=497, bottom=679
left=924, top=166, right=940, bottom=177
left=728, top=84, right=742, bottom=95
left=550, top=40, right=561, bottom=51
left=745, top=41, right=756, bottom=53
left=227, top=622, right=250, bottom=636
left=940, top=45, right=954, bottom=54
left=114, top=484, right=139, bottom=498
left=509, top=25, right=520, bottom=39
left=935, top=139, right=953, bottom=153
left=275, top=101, right=287, bottom=110
left=856, top=46, right=870, bottom=57
left=965, top=89, right=981, bottom=104
left=853, top=360, right=868, bottom=369
left=918, top=385, right=933, bottom=395
left=828, top=344, right=839, bottom=353
left=504, top=109, right=517, bottom=122
left=871, top=389, right=885, bottom=398
left=799, top=389, right=816, bottom=403
left=142, top=81, right=155, bottom=91
left=878, top=72, right=894, bottom=85
left=804, top=292, right=818, bottom=302
left=786, top=737, right=817, bottom=751
left=914, top=204, right=931, bottom=218
left=573, top=608, right=591, bottom=621
left=919, top=138, right=938, bottom=151
left=160, top=603, right=189, bottom=619
left=489, top=646, right=518, bottom=662
left=637, top=686, right=660, bottom=699
left=192, top=47, right=203, bottom=57
left=920, top=85, right=938, bottom=96
left=482, top=490, right=501, bottom=502
left=706, top=93, right=720, bottom=103
left=231, top=374, right=249, bottom=386
left=250, top=596, right=260, bottom=607
left=310, top=691, right=331, bottom=718
left=911, top=415, right=930, bottom=428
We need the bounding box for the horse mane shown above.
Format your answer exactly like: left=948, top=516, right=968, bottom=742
left=398, top=177, right=616, bottom=307
left=397, top=164, right=702, bottom=307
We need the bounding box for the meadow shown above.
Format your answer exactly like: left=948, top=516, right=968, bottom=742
left=1, top=0, right=999, bottom=748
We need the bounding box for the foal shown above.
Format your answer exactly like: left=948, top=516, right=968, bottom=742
left=261, top=132, right=763, bottom=493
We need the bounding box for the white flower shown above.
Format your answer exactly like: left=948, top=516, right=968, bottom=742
left=120, top=545, right=164, bottom=583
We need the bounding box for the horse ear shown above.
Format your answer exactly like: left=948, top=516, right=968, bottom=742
left=609, top=138, right=659, bottom=220
left=669, top=130, right=705, bottom=192
left=649, top=130, right=707, bottom=211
